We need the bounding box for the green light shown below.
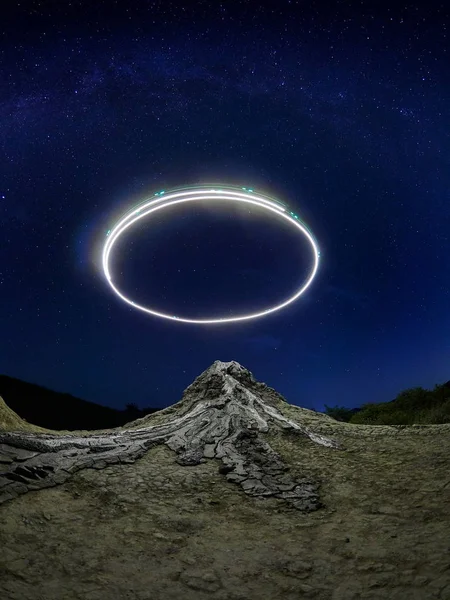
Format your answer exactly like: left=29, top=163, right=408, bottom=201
left=159, top=191, right=165, bottom=195
left=248, top=188, right=254, bottom=192
left=106, top=229, right=111, bottom=236
left=242, top=187, right=247, bottom=190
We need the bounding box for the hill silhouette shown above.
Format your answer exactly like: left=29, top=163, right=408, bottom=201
left=0, top=375, right=158, bottom=431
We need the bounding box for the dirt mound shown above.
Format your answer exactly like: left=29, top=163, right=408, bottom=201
left=0, top=396, right=47, bottom=433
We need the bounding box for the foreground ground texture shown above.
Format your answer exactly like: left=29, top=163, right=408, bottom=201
left=1, top=361, right=449, bottom=600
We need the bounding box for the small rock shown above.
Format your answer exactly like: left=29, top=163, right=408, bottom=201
left=218, top=464, right=233, bottom=475
left=123, top=526, right=136, bottom=534
left=203, top=444, right=216, bottom=458
left=277, top=559, right=313, bottom=579
left=179, top=570, right=221, bottom=592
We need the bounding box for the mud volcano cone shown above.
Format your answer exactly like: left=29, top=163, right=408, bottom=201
left=0, top=361, right=340, bottom=510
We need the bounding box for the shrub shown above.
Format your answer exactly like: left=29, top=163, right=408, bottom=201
left=349, top=383, right=450, bottom=425
left=324, top=405, right=357, bottom=422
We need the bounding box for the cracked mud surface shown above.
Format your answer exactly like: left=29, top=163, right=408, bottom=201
left=1, top=361, right=450, bottom=599
left=0, top=361, right=339, bottom=511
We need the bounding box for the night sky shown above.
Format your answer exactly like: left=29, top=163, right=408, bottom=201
left=1, top=1, right=449, bottom=412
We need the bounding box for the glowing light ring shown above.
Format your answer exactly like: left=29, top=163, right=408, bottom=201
left=102, top=187, right=320, bottom=324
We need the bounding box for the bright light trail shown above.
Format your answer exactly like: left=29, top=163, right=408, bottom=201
left=102, top=186, right=320, bottom=324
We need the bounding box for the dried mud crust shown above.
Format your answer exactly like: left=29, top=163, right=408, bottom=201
left=0, top=361, right=341, bottom=510
left=1, top=431, right=450, bottom=600
left=1, top=360, right=450, bottom=599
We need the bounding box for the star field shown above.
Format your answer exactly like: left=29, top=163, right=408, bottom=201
left=0, top=1, right=449, bottom=410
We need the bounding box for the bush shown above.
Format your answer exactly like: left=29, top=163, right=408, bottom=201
left=324, top=405, right=357, bottom=422
left=349, top=383, right=450, bottom=425
left=415, top=399, right=450, bottom=424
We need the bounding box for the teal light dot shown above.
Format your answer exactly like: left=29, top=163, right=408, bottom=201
left=248, top=188, right=254, bottom=192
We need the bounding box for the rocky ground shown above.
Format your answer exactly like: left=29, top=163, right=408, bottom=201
left=1, top=363, right=450, bottom=599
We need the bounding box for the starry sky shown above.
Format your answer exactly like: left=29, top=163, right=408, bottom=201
left=1, top=1, right=449, bottom=412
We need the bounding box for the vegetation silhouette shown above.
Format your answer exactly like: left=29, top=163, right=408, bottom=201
left=325, top=381, right=450, bottom=425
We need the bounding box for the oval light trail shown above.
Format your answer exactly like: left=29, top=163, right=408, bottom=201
left=102, top=186, right=320, bottom=324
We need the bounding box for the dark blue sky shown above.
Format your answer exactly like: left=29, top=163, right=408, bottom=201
left=1, top=1, right=449, bottom=411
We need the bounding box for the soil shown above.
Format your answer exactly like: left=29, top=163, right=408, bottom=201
left=1, top=419, right=449, bottom=600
